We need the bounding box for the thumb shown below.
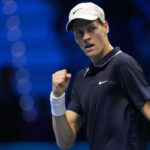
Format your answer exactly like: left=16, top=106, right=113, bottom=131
left=66, top=73, right=72, bottom=79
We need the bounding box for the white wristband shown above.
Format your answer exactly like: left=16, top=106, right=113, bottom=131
left=50, top=92, right=66, bottom=116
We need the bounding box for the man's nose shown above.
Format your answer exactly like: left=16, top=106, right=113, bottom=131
left=83, top=31, right=90, bottom=41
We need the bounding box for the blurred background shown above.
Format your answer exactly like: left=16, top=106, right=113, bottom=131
left=0, top=0, right=150, bottom=149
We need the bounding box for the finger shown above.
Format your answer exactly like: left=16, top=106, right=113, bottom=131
left=66, top=73, right=71, bottom=79
left=54, top=78, right=66, bottom=85
left=53, top=73, right=66, bottom=79
left=55, top=69, right=67, bottom=75
left=54, top=77, right=66, bottom=82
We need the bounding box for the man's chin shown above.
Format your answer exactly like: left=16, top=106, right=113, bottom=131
left=85, top=52, right=96, bottom=58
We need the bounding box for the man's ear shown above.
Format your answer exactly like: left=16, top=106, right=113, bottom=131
left=103, top=21, right=109, bottom=34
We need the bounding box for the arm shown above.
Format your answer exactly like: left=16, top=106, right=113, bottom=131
left=53, top=110, right=83, bottom=150
left=141, top=100, right=150, bottom=121
left=51, top=69, right=83, bottom=149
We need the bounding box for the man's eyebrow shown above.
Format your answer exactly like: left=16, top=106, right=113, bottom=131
left=72, top=28, right=78, bottom=32
left=72, top=27, right=82, bottom=31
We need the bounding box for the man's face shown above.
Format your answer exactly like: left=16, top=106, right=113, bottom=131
left=72, top=19, right=109, bottom=59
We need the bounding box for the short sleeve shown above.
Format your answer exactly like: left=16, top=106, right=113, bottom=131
left=118, top=55, right=150, bottom=109
left=67, top=71, right=83, bottom=116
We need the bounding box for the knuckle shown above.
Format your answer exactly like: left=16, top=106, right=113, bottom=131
left=52, top=70, right=67, bottom=80
left=62, top=69, right=67, bottom=73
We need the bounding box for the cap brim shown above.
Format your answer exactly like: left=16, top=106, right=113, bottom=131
left=66, top=16, right=98, bottom=31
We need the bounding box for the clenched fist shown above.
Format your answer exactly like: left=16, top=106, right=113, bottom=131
left=52, top=69, right=71, bottom=97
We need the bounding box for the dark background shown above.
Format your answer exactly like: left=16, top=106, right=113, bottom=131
left=0, top=0, right=150, bottom=149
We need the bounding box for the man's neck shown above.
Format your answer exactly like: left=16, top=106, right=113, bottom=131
left=91, top=43, right=113, bottom=66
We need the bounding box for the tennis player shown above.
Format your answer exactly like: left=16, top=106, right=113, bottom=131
left=50, top=2, right=150, bottom=150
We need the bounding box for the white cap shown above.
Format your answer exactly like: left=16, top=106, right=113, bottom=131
left=66, top=2, right=105, bottom=31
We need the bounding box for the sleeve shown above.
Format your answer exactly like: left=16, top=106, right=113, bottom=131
left=118, top=56, right=150, bottom=109
left=67, top=71, right=83, bottom=116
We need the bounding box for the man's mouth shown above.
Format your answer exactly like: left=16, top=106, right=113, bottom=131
left=85, top=43, right=94, bottom=49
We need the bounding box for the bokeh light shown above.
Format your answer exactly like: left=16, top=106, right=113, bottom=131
left=2, top=0, right=14, bottom=4
left=20, top=95, right=34, bottom=111
left=22, top=108, right=37, bottom=122
left=11, top=41, right=26, bottom=57
left=17, top=78, right=32, bottom=95
left=15, top=68, right=30, bottom=81
left=12, top=55, right=27, bottom=67
left=7, top=28, right=22, bottom=41
left=2, top=0, right=17, bottom=15
left=6, top=15, right=20, bottom=30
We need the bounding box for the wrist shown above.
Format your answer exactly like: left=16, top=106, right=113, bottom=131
left=50, top=92, right=66, bottom=116
left=51, top=91, right=65, bottom=99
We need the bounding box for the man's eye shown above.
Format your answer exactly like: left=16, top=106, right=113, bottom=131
left=78, top=31, right=83, bottom=35
left=89, top=27, right=96, bottom=32
left=75, top=31, right=83, bottom=37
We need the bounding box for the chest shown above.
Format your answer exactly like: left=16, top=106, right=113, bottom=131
left=78, top=67, right=122, bottom=116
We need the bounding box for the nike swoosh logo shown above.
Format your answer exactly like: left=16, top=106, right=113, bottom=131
left=73, top=8, right=82, bottom=14
left=99, top=80, right=108, bottom=85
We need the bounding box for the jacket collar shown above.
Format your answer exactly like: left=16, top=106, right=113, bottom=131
left=84, top=47, right=122, bottom=77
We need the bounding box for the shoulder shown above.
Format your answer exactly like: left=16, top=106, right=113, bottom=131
left=114, top=52, right=136, bottom=66
left=72, top=67, right=88, bottom=86
left=74, top=67, right=89, bottom=79
left=113, top=51, right=143, bottom=72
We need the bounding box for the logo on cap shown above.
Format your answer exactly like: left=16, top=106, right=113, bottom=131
left=73, top=8, right=82, bottom=14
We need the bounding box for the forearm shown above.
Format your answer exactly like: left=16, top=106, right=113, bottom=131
left=50, top=70, right=78, bottom=149
left=50, top=92, right=76, bottom=149
left=141, top=101, right=150, bottom=121
left=52, top=114, right=76, bottom=150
